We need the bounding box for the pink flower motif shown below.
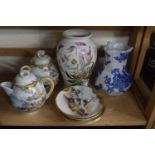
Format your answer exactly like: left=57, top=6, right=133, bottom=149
left=82, top=47, right=92, bottom=62
left=83, top=52, right=92, bottom=61
left=75, top=42, right=86, bottom=46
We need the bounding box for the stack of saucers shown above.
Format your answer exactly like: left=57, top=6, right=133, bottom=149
left=55, top=85, right=105, bottom=121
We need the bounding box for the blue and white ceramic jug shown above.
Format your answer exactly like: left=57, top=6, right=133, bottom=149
left=95, top=42, right=133, bottom=96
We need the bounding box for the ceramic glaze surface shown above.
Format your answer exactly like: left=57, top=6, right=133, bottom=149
left=0, top=66, right=54, bottom=112
left=95, top=42, right=133, bottom=96
left=56, top=85, right=104, bottom=120
left=10, top=82, right=47, bottom=112
left=56, top=29, right=97, bottom=86
left=31, top=50, right=59, bottom=85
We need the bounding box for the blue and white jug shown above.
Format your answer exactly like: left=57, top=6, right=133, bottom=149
left=95, top=42, right=133, bottom=96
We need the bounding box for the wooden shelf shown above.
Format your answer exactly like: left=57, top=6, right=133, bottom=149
left=0, top=74, right=146, bottom=127
left=0, top=48, right=105, bottom=57
left=0, top=26, right=133, bottom=31
left=0, top=48, right=56, bottom=57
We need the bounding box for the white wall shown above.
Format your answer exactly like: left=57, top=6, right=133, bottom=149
left=0, top=29, right=129, bottom=73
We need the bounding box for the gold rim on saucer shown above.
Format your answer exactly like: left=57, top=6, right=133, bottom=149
left=60, top=105, right=105, bottom=122
left=55, top=86, right=105, bottom=122
left=55, top=95, right=105, bottom=121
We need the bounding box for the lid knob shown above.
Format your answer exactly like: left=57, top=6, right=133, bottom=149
left=33, top=50, right=51, bottom=65
left=37, top=50, right=46, bottom=58
left=15, top=65, right=37, bottom=86
left=20, top=65, right=31, bottom=72
left=20, top=70, right=30, bottom=78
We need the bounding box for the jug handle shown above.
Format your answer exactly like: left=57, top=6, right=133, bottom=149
left=40, top=77, right=54, bottom=99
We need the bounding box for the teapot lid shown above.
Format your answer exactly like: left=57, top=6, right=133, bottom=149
left=15, top=66, right=37, bottom=86
left=33, top=50, right=51, bottom=65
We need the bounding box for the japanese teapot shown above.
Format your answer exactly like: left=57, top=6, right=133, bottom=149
left=31, top=50, right=59, bottom=85
left=0, top=65, right=54, bottom=112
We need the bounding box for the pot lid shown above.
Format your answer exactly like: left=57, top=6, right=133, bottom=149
left=32, top=50, right=51, bottom=65
left=15, top=66, right=37, bottom=86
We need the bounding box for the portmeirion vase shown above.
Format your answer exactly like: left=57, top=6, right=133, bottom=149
left=56, top=29, right=97, bottom=86
left=31, top=50, right=59, bottom=85
left=95, top=42, right=133, bottom=96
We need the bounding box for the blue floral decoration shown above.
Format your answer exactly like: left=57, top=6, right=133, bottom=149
left=104, top=67, right=132, bottom=94
left=96, top=83, right=103, bottom=89
left=114, top=52, right=130, bottom=63
left=105, top=60, right=111, bottom=65
left=10, top=94, right=25, bottom=106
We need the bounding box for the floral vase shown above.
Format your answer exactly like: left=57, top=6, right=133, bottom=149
left=95, top=42, right=133, bottom=96
left=56, top=29, right=97, bottom=86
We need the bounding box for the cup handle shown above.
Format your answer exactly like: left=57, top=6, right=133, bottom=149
left=40, top=77, right=54, bottom=99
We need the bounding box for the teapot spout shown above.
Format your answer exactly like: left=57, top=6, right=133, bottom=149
left=0, top=81, right=13, bottom=96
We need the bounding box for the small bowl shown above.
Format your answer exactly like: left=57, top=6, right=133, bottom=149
left=55, top=85, right=105, bottom=121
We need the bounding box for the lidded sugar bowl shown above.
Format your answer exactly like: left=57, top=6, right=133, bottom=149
left=0, top=66, right=54, bottom=112
left=31, top=50, right=59, bottom=85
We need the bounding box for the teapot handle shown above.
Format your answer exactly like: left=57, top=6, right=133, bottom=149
left=40, top=77, right=54, bottom=99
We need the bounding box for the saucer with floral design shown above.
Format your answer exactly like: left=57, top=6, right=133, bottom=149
left=56, top=85, right=104, bottom=121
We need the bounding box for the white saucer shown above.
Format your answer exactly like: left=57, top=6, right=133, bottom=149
left=55, top=85, right=104, bottom=121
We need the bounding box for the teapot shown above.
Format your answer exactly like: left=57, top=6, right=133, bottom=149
left=0, top=65, right=54, bottom=112
left=31, top=50, right=59, bottom=85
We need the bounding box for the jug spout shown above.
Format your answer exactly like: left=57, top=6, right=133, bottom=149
left=0, top=81, right=13, bottom=96
left=127, top=47, right=134, bottom=53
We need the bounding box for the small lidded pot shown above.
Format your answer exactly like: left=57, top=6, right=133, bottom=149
left=31, top=50, right=59, bottom=85
left=0, top=65, right=54, bottom=112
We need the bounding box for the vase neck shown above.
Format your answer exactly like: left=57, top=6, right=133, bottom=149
left=63, top=29, right=92, bottom=40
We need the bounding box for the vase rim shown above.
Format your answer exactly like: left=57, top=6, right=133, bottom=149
left=63, top=29, right=92, bottom=39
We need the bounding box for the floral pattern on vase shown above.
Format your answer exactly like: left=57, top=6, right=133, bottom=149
left=95, top=42, right=133, bottom=96
left=57, top=29, right=97, bottom=86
